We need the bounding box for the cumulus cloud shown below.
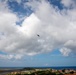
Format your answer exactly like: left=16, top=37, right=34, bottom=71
left=0, top=0, right=76, bottom=59
left=60, top=47, right=71, bottom=56
left=61, top=0, right=76, bottom=8
left=0, top=0, right=10, bottom=12
left=16, top=0, right=21, bottom=4
left=24, top=0, right=76, bottom=56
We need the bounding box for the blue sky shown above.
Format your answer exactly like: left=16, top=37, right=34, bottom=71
left=0, top=0, right=76, bottom=67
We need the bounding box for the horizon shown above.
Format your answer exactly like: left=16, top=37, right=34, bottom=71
left=1, top=66, right=76, bottom=67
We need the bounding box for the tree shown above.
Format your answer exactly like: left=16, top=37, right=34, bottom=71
left=62, top=69, right=65, bottom=72
left=70, top=71, right=74, bottom=74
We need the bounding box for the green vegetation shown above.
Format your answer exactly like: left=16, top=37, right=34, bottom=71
left=7, top=70, right=63, bottom=75
left=23, top=67, right=35, bottom=70
left=5, top=68, right=75, bottom=75
left=62, top=69, right=65, bottom=73
left=70, top=71, right=74, bottom=74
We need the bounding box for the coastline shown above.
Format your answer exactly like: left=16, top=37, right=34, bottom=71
left=0, top=66, right=76, bottom=75
left=0, top=66, right=76, bottom=70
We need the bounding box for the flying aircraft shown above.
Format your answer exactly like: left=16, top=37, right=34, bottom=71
left=37, top=34, right=40, bottom=37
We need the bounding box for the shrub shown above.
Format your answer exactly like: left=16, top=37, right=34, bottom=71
left=62, top=69, right=65, bottom=72
left=70, top=71, right=74, bottom=74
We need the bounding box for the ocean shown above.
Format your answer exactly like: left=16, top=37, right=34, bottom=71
left=0, top=66, right=76, bottom=70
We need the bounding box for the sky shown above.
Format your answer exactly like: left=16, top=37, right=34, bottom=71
left=0, top=0, right=76, bottom=67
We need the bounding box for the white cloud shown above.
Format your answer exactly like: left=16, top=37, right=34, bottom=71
left=0, top=0, right=76, bottom=59
left=24, top=0, right=76, bottom=56
left=60, top=47, right=71, bottom=56
left=0, top=10, right=54, bottom=56
left=0, top=0, right=10, bottom=12
left=0, top=54, right=23, bottom=60
left=61, top=0, right=76, bottom=8
left=16, top=0, right=21, bottom=4
left=19, top=13, right=40, bottom=37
